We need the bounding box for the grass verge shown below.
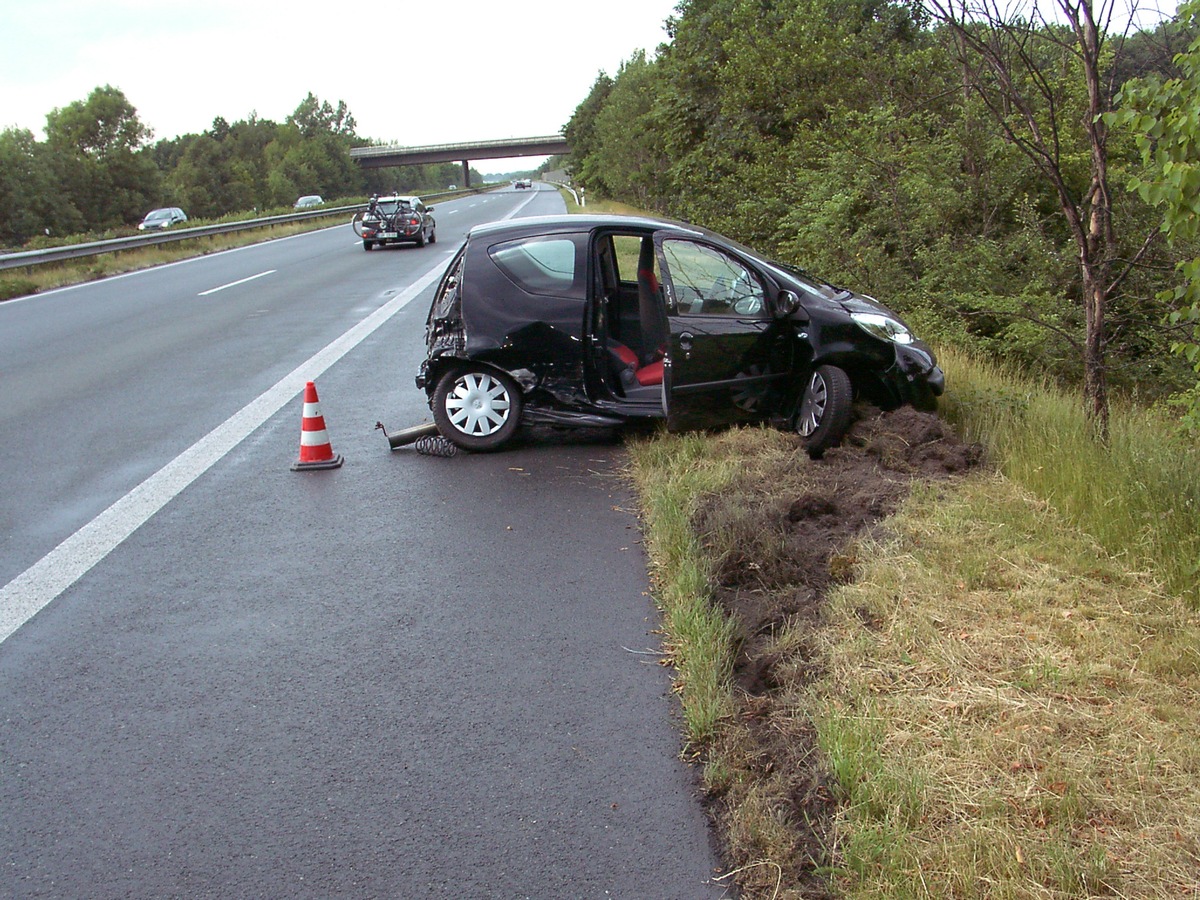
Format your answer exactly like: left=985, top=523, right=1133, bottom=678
left=626, top=430, right=742, bottom=746
left=813, top=473, right=1200, bottom=897
left=627, top=351, right=1200, bottom=898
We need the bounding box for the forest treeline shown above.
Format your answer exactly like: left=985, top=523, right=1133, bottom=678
left=0, top=89, right=476, bottom=246
left=562, top=0, right=1200, bottom=423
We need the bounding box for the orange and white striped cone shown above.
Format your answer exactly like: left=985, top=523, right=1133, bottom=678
left=291, top=381, right=344, bottom=471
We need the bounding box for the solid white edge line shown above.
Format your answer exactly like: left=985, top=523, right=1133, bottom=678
left=198, top=269, right=276, bottom=296
left=0, top=256, right=450, bottom=646
left=502, top=192, right=540, bottom=220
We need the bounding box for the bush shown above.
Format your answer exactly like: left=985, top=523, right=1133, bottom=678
left=0, top=278, right=37, bottom=302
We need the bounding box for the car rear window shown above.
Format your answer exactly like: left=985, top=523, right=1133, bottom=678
left=489, top=235, right=584, bottom=299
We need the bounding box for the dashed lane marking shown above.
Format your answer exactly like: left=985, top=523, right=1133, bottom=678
left=0, top=256, right=451, bottom=645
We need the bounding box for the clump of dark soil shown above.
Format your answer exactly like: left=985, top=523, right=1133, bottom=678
left=692, top=407, right=983, bottom=895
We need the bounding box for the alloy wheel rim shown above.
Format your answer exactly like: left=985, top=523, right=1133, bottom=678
left=797, top=371, right=827, bottom=437
left=445, top=372, right=511, bottom=436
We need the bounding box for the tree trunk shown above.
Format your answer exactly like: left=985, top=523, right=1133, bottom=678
left=1082, top=268, right=1110, bottom=437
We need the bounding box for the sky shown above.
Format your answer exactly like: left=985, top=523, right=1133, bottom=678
left=0, top=0, right=680, bottom=173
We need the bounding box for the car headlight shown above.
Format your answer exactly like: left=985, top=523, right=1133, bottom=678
left=851, top=312, right=913, bottom=345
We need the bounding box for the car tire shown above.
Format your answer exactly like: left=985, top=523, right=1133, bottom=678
left=796, top=364, right=852, bottom=459
left=433, top=367, right=523, bottom=451
left=363, top=240, right=373, bottom=251
left=416, top=229, right=427, bottom=248
left=429, top=227, right=436, bottom=244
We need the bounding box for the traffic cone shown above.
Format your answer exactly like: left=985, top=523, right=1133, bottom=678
left=291, top=381, right=344, bottom=471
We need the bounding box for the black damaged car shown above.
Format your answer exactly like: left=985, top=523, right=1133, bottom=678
left=412, top=214, right=943, bottom=455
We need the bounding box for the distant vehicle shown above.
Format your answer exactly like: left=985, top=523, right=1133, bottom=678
left=294, top=195, right=324, bottom=209
left=353, top=195, right=436, bottom=250
left=514, top=178, right=532, bottom=189
left=447, top=184, right=457, bottom=190
left=138, top=207, right=187, bottom=230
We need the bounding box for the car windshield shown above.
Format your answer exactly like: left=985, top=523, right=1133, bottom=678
left=144, top=210, right=170, bottom=220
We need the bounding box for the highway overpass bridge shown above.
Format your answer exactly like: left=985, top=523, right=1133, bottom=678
left=350, top=136, right=571, bottom=187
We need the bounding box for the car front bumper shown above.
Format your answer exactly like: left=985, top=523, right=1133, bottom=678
left=889, top=343, right=944, bottom=411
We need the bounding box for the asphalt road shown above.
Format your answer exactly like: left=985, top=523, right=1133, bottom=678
left=0, top=186, right=728, bottom=898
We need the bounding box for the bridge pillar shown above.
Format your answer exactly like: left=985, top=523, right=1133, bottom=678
left=462, top=160, right=470, bottom=188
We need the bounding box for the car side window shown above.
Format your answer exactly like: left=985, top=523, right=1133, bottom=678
left=661, top=240, right=766, bottom=316
left=490, top=235, right=585, bottom=299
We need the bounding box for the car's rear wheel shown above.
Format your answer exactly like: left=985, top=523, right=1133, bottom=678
left=363, top=240, right=373, bottom=251
left=433, top=367, right=523, bottom=451
left=429, top=226, right=436, bottom=244
left=796, top=364, right=852, bottom=459
left=416, top=227, right=427, bottom=248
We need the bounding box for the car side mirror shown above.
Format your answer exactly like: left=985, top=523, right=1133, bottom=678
left=426, top=206, right=435, bottom=212
left=776, top=290, right=803, bottom=318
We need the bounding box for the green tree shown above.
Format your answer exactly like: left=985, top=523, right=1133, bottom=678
left=288, top=93, right=357, bottom=138
left=920, top=0, right=1169, bottom=435
left=43, top=85, right=159, bottom=229
left=44, top=84, right=152, bottom=158
left=1112, top=0, right=1200, bottom=430
left=0, top=128, right=62, bottom=243
left=168, top=134, right=241, bottom=217
left=588, top=52, right=668, bottom=209
left=564, top=72, right=615, bottom=195
left=562, top=0, right=1181, bottom=404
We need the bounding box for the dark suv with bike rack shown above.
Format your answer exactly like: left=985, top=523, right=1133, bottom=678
left=356, top=195, right=436, bottom=250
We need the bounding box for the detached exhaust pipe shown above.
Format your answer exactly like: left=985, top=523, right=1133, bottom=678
left=375, top=421, right=438, bottom=450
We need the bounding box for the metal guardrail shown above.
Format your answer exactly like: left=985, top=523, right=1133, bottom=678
left=0, top=205, right=361, bottom=273
left=0, top=185, right=488, bottom=273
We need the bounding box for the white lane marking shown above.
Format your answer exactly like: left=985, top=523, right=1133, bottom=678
left=503, top=193, right=539, bottom=220
left=0, top=255, right=452, bottom=646
left=198, top=269, right=276, bottom=296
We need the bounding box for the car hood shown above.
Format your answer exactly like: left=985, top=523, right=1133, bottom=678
left=834, top=290, right=903, bottom=321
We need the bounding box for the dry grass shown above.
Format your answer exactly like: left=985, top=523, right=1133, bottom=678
left=629, top=418, right=1200, bottom=898
left=807, top=475, right=1200, bottom=897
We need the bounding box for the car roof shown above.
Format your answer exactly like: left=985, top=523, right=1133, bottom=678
left=466, top=213, right=706, bottom=241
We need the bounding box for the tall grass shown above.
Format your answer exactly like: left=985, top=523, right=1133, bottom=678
left=938, top=347, right=1200, bottom=606
left=813, top=474, right=1200, bottom=897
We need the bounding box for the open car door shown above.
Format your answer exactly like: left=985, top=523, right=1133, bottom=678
left=657, top=236, right=793, bottom=432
